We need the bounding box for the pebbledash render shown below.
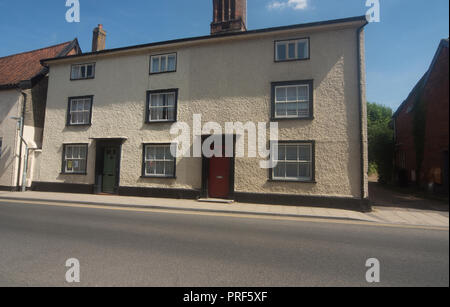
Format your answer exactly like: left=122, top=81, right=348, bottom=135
left=36, top=3, right=369, bottom=210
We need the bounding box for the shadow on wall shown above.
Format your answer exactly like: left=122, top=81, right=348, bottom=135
left=0, top=147, right=13, bottom=177
left=0, top=95, right=17, bottom=124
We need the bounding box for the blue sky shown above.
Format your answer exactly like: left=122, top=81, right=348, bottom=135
left=0, top=0, right=448, bottom=111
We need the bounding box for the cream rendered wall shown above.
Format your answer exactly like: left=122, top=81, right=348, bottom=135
left=40, top=25, right=366, bottom=199
left=0, top=89, right=21, bottom=188
left=359, top=29, right=369, bottom=199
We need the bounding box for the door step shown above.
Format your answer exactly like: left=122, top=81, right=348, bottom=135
left=197, top=198, right=234, bottom=204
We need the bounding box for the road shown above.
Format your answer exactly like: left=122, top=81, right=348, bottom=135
left=0, top=199, right=448, bottom=287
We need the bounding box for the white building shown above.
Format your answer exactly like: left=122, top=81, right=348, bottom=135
left=36, top=1, right=369, bottom=210
left=0, top=40, right=80, bottom=191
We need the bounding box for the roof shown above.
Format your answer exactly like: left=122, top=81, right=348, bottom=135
left=393, top=38, right=449, bottom=118
left=0, top=39, right=80, bottom=89
left=42, top=16, right=368, bottom=65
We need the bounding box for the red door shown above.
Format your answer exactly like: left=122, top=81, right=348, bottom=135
left=208, top=156, right=231, bottom=199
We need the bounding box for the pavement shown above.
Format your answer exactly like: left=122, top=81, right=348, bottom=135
left=0, top=188, right=448, bottom=228
left=0, top=200, right=448, bottom=286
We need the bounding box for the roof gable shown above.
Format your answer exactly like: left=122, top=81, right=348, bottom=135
left=393, top=38, right=449, bottom=118
left=0, top=39, right=80, bottom=89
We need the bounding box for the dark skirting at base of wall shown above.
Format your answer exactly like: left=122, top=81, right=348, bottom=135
left=30, top=182, right=371, bottom=212
left=0, top=186, right=20, bottom=192
left=32, top=182, right=95, bottom=194
left=31, top=182, right=200, bottom=200
left=118, top=186, right=200, bottom=200
left=234, top=192, right=371, bottom=212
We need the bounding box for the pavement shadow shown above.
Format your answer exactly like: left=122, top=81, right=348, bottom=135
left=369, top=182, right=449, bottom=212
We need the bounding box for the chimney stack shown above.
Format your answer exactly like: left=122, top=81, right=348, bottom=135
left=211, top=0, right=247, bottom=35
left=92, top=24, right=106, bottom=52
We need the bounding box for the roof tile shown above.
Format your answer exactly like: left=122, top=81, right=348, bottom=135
left=0, top=41, right=74, bottom=87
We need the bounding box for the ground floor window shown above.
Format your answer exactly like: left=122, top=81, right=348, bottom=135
left=62, top=144, right=88, bottom=174
left=142, top=144, right=176, bottom=178
left=271, top=141, right=315, bottom=182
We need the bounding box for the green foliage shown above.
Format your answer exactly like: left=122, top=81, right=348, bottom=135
left=368, top=162, right=378, bottom=176
left=367, top=102, right=394, bottom=183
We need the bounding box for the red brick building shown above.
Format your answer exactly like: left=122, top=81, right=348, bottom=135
left=393, top=39, right=449, bottom=194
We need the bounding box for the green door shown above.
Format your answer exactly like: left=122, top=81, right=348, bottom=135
left=102, top=147, right=117, bottom=193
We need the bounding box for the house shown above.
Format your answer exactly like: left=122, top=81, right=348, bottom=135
left=35, top=1, right=369, bottom=210
left=0, top=40, right=81, bottom=191
left=393, top=38, right=449, bottom=194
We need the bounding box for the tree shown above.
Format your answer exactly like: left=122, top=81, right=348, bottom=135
left=367, top=102, right=394, bottom=183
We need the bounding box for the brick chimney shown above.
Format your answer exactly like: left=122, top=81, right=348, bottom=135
left=211, top=0, right=247, bottom=35
left=92, top=24, right=106, bottom=52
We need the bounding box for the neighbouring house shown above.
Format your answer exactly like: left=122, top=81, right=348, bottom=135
left=0, top=40, right=81, bottom=191
left=393, top=38, right=449, bottom=194
left=35, top=1, right=369, bottom=210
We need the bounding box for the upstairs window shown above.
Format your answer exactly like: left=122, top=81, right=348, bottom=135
left=62, top=144, right=88, bottom=174
left=71, top=63, right=95, bottom=80
left=146, top=89, right=178, bottom=123
left=67, top=96, right=93, bottom=126
left=143, top=144, right=176, bottom=178
left=150, top=53, right=177, bottom=74
left=275, top=38, right=309, bottom=62
left=271, top=80, right=313, bottom=120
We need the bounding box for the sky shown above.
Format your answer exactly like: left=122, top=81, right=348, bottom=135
left=0, top=0, right=448, bottom=111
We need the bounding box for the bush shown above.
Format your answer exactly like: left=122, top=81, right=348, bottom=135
left=367, top=102, right=394, bottom=183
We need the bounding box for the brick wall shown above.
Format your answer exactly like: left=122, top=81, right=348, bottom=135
left=394, top=44, right=449, bottom=189
left=422, top=47, right=449, bottom=186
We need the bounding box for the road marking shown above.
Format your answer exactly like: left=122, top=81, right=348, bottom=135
left=1, top=198, right=448, bottom=231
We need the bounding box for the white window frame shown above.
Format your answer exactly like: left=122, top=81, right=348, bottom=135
left=274, top=83, right=311, bottom=119
left=71, top=63, right=95, bottom=80
left=275, top=38, right=309, bottom=61
left=150, top=53, right=177, bottom=74
left=143, top=144, right=176, bottom=178
left=272, top=142, right=314, bottom=182
left=147, top=90, right=177, bottom=122
left=63, top=144, right=88, bottom=174
left=68, top=96, right=92, bottom=126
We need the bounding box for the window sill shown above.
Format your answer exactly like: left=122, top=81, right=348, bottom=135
left=268, top=179, right=316, bottom=184
left=66, top=123, right=92, bottom=127
left=149, top=70, right=177, bottom=76
left=145, top=120, right=177, bottom=124
left=274, top=58, right=310, bottom=63
left=60, top=172, right=88, bottom=176
left=271, top=116, right=314, bottom=121
left=70, top=77, right=95, bottom=81
left=141, top=176, right=176, bottom=179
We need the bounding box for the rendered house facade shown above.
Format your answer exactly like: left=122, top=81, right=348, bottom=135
left=35, top=2, right=369, bottom=209
left=0, top=40, right=80, bottom=191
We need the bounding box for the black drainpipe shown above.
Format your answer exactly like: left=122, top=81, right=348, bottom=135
left=16, top=91, right=27, bottom=189
left=357, top=21, right=369, bottom=211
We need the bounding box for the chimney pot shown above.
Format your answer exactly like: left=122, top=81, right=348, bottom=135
left=92, top=24, right=106, bottom=52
